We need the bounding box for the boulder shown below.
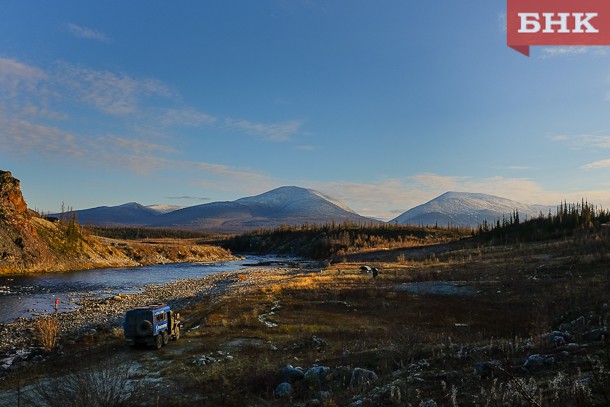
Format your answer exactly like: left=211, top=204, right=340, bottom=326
left=523, top=354, right=554, bottom=369
left=583, top=327, right=607, bottom=342
left=281, top=364, right=305, bottom=383
left=309, top=335, right=328, bottom=350
left=474, top=360, right=501, bottom=378
left=305, top=365, right=331, bottom=383
left=275, top=382, right=293, bottom=398
left=350, top=367, right=378, bottom=389
left=545, top=331, right=574, bottom=346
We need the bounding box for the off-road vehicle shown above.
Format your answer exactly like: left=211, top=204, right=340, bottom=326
left=123, top=304, right=181, bottom=349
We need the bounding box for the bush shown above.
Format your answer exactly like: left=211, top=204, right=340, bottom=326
left=33, top=316, right=59, bottom=351
left=30, top=362, right=143, bottom=407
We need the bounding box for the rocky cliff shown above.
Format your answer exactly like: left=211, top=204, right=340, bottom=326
left=0, top=170, right=56, bottom=272
left=0, top=170, right=233, bottom=274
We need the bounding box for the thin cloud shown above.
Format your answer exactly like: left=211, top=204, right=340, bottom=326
left=158, top=107, right=217, bottom=127
left=0, top=56, right=285, bottom=201
left=581, top=159, right=610, bottom=170
left=97, top=135, right=178, bottom=155
left=497, top=12, right=507, bottom=34
left=550, top=134, right=610, bottom=149
left=225, top=118, right=302, bottom=141
left=65, top=23, right=112, bottom=43
left=540, top=46, right=608, bottom=58
left=57, top=62, right=175, bottom=115
left=0, top=57, right=47, bottom=98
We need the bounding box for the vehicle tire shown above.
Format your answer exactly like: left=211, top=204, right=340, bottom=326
left=174, top=326, right=180, bottom=340
left=136, top=320, right=153, bottom=336
left=154, top=334, right=163, bottom=350
left=162, top=330, right=169, bottom=345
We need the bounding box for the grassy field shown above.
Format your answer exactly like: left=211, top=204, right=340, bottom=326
left=1, top=231, right=609, bottom=406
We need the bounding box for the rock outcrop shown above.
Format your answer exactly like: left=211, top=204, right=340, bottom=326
left=0, top=170, right=28, bottom=216
left=0, top=170, right=54, bottom=272
left=0, top=170, right=234, bottom=274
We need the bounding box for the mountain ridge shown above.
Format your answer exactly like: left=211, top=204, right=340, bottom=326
left=51, top=188, right=556, bottom=231
left=391, top=191, right=552, bottom=228
left=56, top=186, right=377, bottom=232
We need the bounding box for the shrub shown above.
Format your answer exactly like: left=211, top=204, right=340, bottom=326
left=30, top=362, right=143, bottom=407
left=33, top=316, right=59, bottom=351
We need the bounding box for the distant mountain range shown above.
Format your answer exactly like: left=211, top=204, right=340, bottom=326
left=54, top=188, right=554, bottom=232
left=55, top=186, right=377, bottom=232
left=391, top=191, right=552, bottom=228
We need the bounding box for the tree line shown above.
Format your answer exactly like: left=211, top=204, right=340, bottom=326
left=477, top=200, right=610, bottom=243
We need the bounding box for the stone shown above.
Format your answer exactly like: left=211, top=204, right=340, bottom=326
left=309, top=335, right=328, bottom=350
left=275, top=382, right=293, bottom=398
left=583, top=327, right=607, bottom=341
left=523, top=354, right=554, bottom=369
left=546, top=331, right=574, bottom=346
left=350, top=367, right=378, bottom=389
left=474, top=360, right=501, bottom=378
left=305, top=365, right=331, bottom=382
left=281, top=364, right=305, bottom=383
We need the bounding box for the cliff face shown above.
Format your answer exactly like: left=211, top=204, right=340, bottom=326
left=0, top=170, right=234, bottom=274
left=0, top=171, right=55, bottom=272
left=0, top=171, right=29, bottom=216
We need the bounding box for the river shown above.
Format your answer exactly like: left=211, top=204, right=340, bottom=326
left=0, top=255, right=290, bottom=323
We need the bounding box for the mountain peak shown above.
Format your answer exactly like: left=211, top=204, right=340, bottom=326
left=392, top=191, right=551, bottom=227
left=236, top=186, right=356, bottom=214
left=117, top=202, right=146, bottom=209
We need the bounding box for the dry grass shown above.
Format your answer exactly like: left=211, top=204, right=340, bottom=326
left=33, top=316, right=59, bottom=351
left=5, top=234, right=609, bottom=406
left=161, top=236, right=610, bottom=405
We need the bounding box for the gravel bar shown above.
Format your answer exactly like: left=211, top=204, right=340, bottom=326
left=0, top=265, right=304, bottom=364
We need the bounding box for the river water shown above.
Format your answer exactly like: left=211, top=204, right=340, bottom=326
left=0, top=255, right=288, bottom=323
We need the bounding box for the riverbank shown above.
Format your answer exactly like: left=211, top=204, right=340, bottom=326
left=1, top=236, right=609, bottom=406
left=1, top=208, right=236, bottom=275
left=0, top=260, right=318, bottom=372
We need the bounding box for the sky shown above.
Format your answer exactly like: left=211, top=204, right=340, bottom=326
left=2, top=1, right=610, bottom=221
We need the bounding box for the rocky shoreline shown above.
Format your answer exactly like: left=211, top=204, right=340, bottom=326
left=0, top=262, right=313, bottom=374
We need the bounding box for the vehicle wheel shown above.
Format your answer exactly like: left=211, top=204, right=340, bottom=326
left=154, top=334, right=163, bottom=350
left=162, top=331, right=169, bottom=345
left=136, top=320, right=153, bottom=336
left=174, top=326, right=180, bottom=340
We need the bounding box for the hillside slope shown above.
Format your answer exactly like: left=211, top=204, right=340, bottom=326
left=147, top=186, right=377, bottom=232
left=0, top=171, right=233, bottom=274
left=392, top=191, right=551, bottom=228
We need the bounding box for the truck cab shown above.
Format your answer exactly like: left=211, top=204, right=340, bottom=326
left=123, top=304, right=181, bottom=349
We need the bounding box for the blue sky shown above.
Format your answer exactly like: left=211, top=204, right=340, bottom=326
left=2, top=1, right=610, bottom=220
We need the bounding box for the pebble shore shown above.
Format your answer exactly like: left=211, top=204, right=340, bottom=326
left=0, top=264, right=307, bottom=368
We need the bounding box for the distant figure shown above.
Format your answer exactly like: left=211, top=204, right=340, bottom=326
left=55, top=298, right=60, bottom=314
left=372, top=268, right=379, bottom=278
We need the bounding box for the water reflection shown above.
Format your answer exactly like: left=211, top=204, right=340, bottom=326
left=0, top=255, right=286, bottom=323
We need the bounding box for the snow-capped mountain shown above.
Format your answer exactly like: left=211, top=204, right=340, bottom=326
left=146, top=204, right=183, bottom=214
left=391, top=191, right=551, bottom=228
left=234, top=186, right=357, bottom=217
left=60, top=186, right=376, bottom=232
left=152, top=186, right=374, bottom=231
left=51, top=202, right=162, bottom=226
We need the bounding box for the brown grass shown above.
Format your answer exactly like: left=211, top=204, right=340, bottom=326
left=5, top=234, right=609, bottom=406
left=33, top=316, right=59, bottom=351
